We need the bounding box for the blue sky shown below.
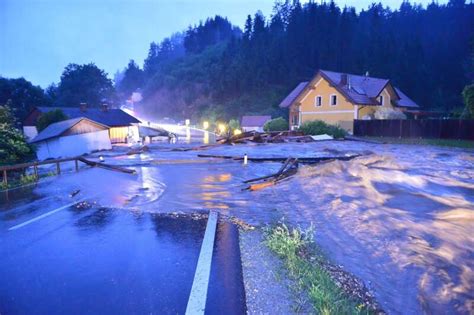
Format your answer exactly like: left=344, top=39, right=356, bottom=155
left=0, top=0, right=447, bottom=88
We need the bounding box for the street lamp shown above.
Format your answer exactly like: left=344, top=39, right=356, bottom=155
left=203, top=121, right=209, bottom=130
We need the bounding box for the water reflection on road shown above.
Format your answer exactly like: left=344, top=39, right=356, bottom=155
left=1, top=141, right=473, bottom=314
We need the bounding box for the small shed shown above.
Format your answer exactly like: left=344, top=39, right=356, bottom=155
left=23, top=105, right=141, bottom=143
left=241, top=115, right=272, bottom=132
left=30, top=117, right=112, bottom=160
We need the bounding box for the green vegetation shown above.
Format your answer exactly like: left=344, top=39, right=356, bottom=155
left=263, top=117, right=288, bottom=132
left=365, top=137, right=474, bottom=149
left=228, top=118, right=240, bottom=131
left=0, top=104, right=35, bottom=166
left=299, top=120, right=347, bottom=138
left=462, top=84, right=474, bottom=118
left=37, top=109, right=68, bottom=132
left=0, top=171, right=55, bottom=192
left=265, top=224, right=372, bottom=315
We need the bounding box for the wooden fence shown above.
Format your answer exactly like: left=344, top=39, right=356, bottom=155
left=1, top=156, right=135, bottom=188
left=1, top=157, right=81, bottom=186
left=353, top=119, right=474, bottom=140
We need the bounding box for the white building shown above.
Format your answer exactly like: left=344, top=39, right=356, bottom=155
left=30, top=117, right=112, bottom=160
left=241, top=115, right=272, bottom=132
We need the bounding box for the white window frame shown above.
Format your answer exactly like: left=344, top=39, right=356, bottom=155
left=330, top=94, right=337, bottom=106
left=379, top=95, right=384, bottom=106
left=315, top=95, right=322, bottom=107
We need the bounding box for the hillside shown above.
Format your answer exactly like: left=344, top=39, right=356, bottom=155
left=126, top=1, right=474, bottom=122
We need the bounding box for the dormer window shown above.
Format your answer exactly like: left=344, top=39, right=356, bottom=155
left=330, top=94, right=337, bottom=106
left=379, top=95, right=384, bottom=105
left=315, top=95, right=322, bottom=107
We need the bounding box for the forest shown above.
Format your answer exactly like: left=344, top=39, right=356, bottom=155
left=134, top=0, right=474, bottom=122
left=0, top=0, right=473, bottom=124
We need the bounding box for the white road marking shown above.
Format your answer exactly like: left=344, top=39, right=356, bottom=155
left=185, top=211, right=218, bottom=315
left=8, top=198, right=87, bottom=231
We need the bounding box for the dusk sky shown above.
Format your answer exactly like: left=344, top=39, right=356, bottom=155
left=0, top=0, right=448, bottom=88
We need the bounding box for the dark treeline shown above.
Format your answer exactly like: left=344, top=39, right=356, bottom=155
left=136, top=0, right=473, bottom=121
left=1, top=0, right=473, bottom=124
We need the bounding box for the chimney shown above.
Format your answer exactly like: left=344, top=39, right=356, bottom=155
left=80, top=103, right=87, bottom=112
left=340, top=73, right=348, bottom=86
left=100, top=103, right=108, bottom=112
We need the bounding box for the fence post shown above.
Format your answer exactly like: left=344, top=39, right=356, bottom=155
left=34, top=163, right=38, bottom=180
left=56, top=162, right=61, bottom=175
left=2, top=170, right=7, bottom=186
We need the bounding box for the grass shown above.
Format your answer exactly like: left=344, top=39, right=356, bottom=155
left=264, top=223, right=373, bottom=315
left=364, top=137, right=474, bottom=148
left=0, top=171, right=55, bottom=191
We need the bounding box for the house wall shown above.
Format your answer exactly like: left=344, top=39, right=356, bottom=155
left=63, top=120, right=107, bottom=136
left=109, top=125, right=139, bottom=143
left=36, top=130, right=112, bottom=160
left=294, top=75, right=356, bottom=132
left=242, top=126, right=264, bottom=132
left=358, top=87, right=396, bottom=119
left=23, top=126, right=38, bottom=140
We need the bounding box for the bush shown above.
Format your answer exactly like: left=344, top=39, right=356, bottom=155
left=298, top=120, right=347, bottom=138
left=462, top=84, right=474, bottom=118
left=0, top=104, right=35, bottom=166
left=37, top=109, right=68, bottom=132
left=263, top=117, right=288, bottom=132
left=228, top=118, right=240, bottom=131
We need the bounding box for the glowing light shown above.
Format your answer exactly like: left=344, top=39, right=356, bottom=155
left=203, top=121, right=209, bottom=130
left=218, top=123, right=226, bottom=134
left=233, top=129, right=242, bottom=135
left=185, top=119, right=190, bottom=126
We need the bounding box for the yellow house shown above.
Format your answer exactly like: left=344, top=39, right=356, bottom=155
left=279, top=69, right=419, bottom=132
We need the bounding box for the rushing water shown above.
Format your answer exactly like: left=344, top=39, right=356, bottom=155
left=1, top=141, right=472, bottom=314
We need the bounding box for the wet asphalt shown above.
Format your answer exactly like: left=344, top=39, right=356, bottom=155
left=0, top=185, right=246, bottom=315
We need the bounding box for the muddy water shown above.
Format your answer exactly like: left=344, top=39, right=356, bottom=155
left=2, top=141, right=472, bottom=314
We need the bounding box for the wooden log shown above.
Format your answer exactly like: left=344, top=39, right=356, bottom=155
left=248, top=181, right=275, bottom=191
left=197, top=154, right=360, bottom=163
left=77, top=157, right=136, bottom=174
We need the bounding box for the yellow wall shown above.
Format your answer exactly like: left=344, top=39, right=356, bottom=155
left=289, top=76, right=401, bottom=132
left=293, top=75, right=356, bottom=132
left=357, top=87, right=396, bottom=119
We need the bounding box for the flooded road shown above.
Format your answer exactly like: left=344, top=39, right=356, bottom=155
left=1, top=140, right=473, bottom=314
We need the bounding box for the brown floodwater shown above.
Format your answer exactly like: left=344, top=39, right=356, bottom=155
left=2, top=140, right=472, bottom=314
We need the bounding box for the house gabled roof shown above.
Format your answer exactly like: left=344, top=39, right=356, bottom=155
left=278, top=82, right=309, bottom=108
left=30, top=117, right=109, bottom=143
left=241, top=115, right=272, bottom=127
left=30, top=106, right=141, bottom=127
left=279, top=69, right=419, bottom=108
